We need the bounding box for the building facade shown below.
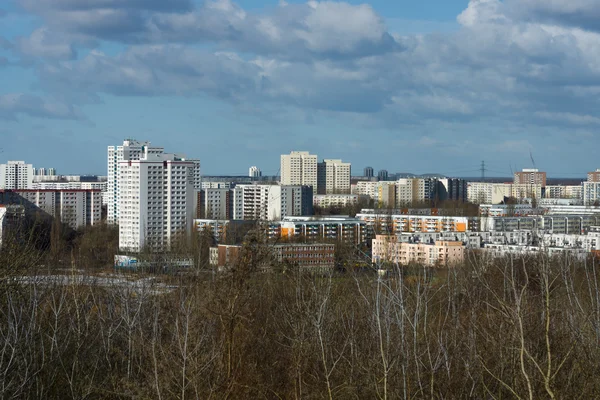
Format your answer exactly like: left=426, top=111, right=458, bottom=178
left=588, top=169, right=600, bottom=183
left=249, top=166, right=261, bottom=178
left=118, top=148, right=196, bottom=252
left=271, top=216, right=367, bottom=244
left=313, top=194, right=359, bottom=208
left=372, top=235, right=465, bottom=267
left=0, top=161, right=34, bottom=189
left=233, top=184, right=313, bottom=221
left=280, top=151, right=318, bottom=187
left=196, top=188, right=233, bottom=220
left=107, top=140, right=156, bottom=225
left=584, top=182, right=600, bottom=206
left=514, top=168, right=547, bottom=188
left=3, top=189, right=101, bottom=229
left=317, top=159, right=351, bottom=194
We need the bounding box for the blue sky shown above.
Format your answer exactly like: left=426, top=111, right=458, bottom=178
left=1, top=0, right=599, bottom=177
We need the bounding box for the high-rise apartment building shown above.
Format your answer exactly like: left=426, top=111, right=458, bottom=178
left=249, top=166, right=261, bottom=178
left=364, top=166, right=374, bottom=178
left=34, top=167, right=56, bottom=176
left=588, top=169, right=600, bottom=183
left=584, top=182, right=600, bottom=206
left=108, top=139, right=201, bottom=226
left=317, top=159, right=351, bottom=194
left=108, top=140, right=157, bottom=225
left=378, top=169, right=389, bottom=181
left=280, top=151, right=318, bottom=187
left=189, top=159, right=202, bottom=190
left=117, top=147, right=196, bottom=252
left=233, top=184, right=313, bottom=221
left=514, top=169, right=546, bottom=188
left=197, top=188, right=233, bottom=219
left=0, top=161, right=34, bottom=189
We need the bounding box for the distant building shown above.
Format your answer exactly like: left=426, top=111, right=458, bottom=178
left=280, top=151, right=318, bottom=187
left=107, top=139, right=156, bottom=225
left=588, top=169, right=600, bottom=183
left=467, top=182, right=512, bottom=204
left=440, top=178, right=468, bottom=202
left=372, top=235, right=465, bottom=267
left=357, top=211, right=469, bottom=235
left=317, top=159, right=351, bottom=194
left=196, top=188, right=233, bottom=220
left=378, top=169, right=389, bottom=181
left=545, top=185, right=583, bottom=200
left=249, top=166, right=262, bottom=178
left=1, top=189, right=101, bottom=229
left=584, top=182, right=600, bottom=206
left=31, top=175, right=107, bottom=192
left=117, top=146, right=196, bottom=253
left=313, top=194, right=359, bottom=208
left=201, top=181, right=235, bottom=190
left=233, top=184, right=313, bottom=221
left=364, top=166, right=374, bottom=178
left=209, top=243, right=337, bottom=270
left=514, top=168, right=546, bottom=189
left=0, top=161, right=34, bottom=189
left=272, top=216, right=367, bottom=244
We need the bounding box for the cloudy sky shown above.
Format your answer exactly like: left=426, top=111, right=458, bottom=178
left=1, top=0, right=599, bottom=177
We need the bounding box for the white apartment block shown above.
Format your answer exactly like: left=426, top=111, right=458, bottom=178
left=201, top=181, right=235, bottom=190
left=467, top=183, right=513, bottom=204
left=353, top=181, right=379, bottom=199
left=512, top=184, right=543, bottom=200
left=317, top=159, right=351, bottom=194
left=233, top=184, right=313, bottom=221
left=583, top=182, right=600, bottom=206
left=189, top=159, right=202, bottom=190
left=280, top=151, right=318, bottom=187
left=108, top=140, right=157, bottom=225
left=357, top=212, right=469, bottom=234
left=14, top=189, right=101, bottom=229
left=313, top=194, right=358, bottom=208
left=249, top=166, right=261, bottom=178
left=0, top=161, right=34, bottom=189
left=118, top=149, right=195, bottom=253
left=545, top=185, right=583, bottom=200
left=31, top=175, right=108, bottom=192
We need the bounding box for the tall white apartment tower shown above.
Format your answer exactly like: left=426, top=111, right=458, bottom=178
left=0, top=161, right=34, bottom=189
left=249, top=166, right=261, bottom=178
left=280, top=151, right=318, bottom=187
left=317, top=159, right=351, bottom=194
left=107, top=140, right=162, bottom=225
left=118, top=148, right=195, bottom=252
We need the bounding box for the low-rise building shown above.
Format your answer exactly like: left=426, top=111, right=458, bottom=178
left=209, top=243, right=336, bottom=270
left=357, top=211, right=469, bottom=235
left=271, top=216, right=367, bottom=244
left=372, top=235, right=465, bottom=267
left=313, top=194, right=359, bottom=208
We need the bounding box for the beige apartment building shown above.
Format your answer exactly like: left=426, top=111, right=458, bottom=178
left=280, top=151, right=318, bottom=187
left=372, top=235, right=465, bottom=267
left=317, top=159, right=351, bottom=194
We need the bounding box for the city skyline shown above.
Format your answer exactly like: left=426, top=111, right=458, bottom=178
left=2, top=0, right=600, bottom=175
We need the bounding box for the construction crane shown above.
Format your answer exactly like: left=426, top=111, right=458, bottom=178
left=529, top=150, right=536, bottom=170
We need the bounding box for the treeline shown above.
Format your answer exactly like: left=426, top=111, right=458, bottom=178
left=0, top=213, right=119, bottom=272
left=1, top=244, right=600, bottom=397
